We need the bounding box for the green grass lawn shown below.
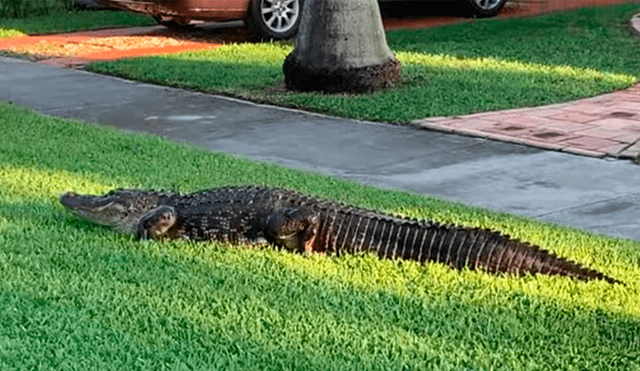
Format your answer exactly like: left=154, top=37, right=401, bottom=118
left=85, top=3, right=640, bottom=123
left=2, top=102, right=640, bottom=370
left=0, top=10, right=155, bottom=38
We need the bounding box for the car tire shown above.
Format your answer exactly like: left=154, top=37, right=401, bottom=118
left=247, top=0, right=304, bottom=40
left=464, top=0, right=507, bottom=18
left=153, top=16, right=195, bottom=31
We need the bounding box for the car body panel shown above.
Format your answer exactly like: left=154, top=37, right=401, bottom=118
left=95, top=0, right=249, bottom=22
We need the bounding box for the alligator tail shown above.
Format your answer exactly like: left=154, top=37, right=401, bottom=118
left=314, top=210, right=621, bottom=284
left=412, top=223, right=622, bottom=285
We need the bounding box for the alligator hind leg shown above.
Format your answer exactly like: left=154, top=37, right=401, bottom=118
left=265, top=207, right=319, bottom=254
left=136, top=205, right=177, bottom=240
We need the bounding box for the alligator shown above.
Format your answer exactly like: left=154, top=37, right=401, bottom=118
left=60, top=186, right=621, bottom=284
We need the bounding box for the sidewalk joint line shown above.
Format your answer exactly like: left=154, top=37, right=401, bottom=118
left=534, top=191, right=640, bottom=219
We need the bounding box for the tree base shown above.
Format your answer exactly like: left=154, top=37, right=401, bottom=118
left=283, top=56, right=401, bottom=94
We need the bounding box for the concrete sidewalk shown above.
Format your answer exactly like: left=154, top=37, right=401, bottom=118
left=2, top=56, right=640, bottom=240
left=3, top=13, right=640, bottom=157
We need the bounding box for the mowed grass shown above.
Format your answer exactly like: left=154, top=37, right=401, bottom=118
left=86, top=4, right=640, bottom=123
left=0, top=10, right=155, bottom=38
left=2, top=102, right=640, bottom=370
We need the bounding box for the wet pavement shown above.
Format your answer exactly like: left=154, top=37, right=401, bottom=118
left=2, top=56, right=640, bottom=240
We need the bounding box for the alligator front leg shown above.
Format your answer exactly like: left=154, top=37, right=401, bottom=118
left=265, top=207, right=319, bottom=254
left=136, top=205, right=177, bottom=240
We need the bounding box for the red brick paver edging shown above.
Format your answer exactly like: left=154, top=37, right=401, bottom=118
left=412, top=10, right=640, bottom=161
left=414, top=83, right=640, bottom=159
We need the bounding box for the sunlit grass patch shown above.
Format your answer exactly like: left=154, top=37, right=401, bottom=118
left=180, top=42, right=292, bottom=66
left=4, top=211, right=639, bottom=370
left=397, top=51, right=637, bottom=85
left=221, top=238, right=639, bottom=317
left=0, top=27, right=24, bottom=38
left=2, top=101, right=640, bottom=369
left=0, top=163, right=115, bottom=203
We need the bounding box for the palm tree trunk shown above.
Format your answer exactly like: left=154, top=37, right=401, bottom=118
left=283, top=0, right=401, bottom=93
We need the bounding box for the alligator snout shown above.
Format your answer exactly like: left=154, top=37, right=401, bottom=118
left=59, top=192, right=106, bottom=211
left=59, top=192, right=79, bottom=208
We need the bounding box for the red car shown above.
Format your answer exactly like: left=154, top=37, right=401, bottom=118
left=96, top=0, right=506, bottom=40
left=95, top=0, right=302, bottom=40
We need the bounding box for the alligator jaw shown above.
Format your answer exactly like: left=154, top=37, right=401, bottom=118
left=61, top=192, right=116, bottom=212
left=60, top=190, right=160, bottom=234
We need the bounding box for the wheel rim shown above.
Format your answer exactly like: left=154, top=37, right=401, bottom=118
left=260, top=0, right=300, bottom=34
left=472, top=0, right=501, bottom=10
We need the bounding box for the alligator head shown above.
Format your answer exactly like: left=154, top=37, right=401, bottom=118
left=60, top=189, right=164, bottom=234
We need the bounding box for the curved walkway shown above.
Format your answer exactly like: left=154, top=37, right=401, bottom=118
left=1, top=7, right=639, bottom=160
left=0, top=9, right=640, bottom=160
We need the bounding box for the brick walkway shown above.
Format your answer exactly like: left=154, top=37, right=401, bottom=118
left=414, top=83, right=640, bottom=159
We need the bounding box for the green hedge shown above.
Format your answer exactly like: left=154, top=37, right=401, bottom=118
left=0, top=0, right=72, bottom=18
